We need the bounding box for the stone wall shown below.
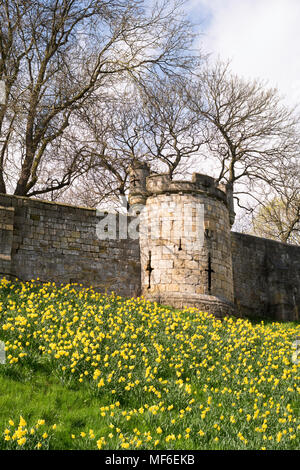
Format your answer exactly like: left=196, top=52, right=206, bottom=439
left=0, top=204, right=14, bottom=274
left=0, top=194, right=141, bottom=298
left=231, top=232, right=300, bottom=321
left=0, top=192, right=299, bottom=322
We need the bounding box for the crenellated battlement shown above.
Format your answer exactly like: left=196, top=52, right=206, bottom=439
left=146, top=173, right=229, bottom=206
left=128, top=167, right=236, bottom=228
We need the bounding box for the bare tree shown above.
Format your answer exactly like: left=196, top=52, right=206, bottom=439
left=0, top=0, right=197, bottom=197
left=56, top=89, right=147, bottom=207
left=138, top=75, right=207, bottom=178
left=251, top=161, right=300, bottom=245
left=59, top=72, right=210, bottom=208
left=185, top=60, right=299, bottom=200
left=44, top=55, right=300, bottom=213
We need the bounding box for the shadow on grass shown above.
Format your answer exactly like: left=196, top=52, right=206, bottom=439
left=0, top=365, right=25, bottom=382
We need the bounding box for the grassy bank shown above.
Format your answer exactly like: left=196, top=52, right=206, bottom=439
left=0, top=278, right=299, bottom=450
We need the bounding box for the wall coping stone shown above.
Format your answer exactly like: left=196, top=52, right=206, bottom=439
left=231, top=231, right=300, bottom=250
left=0, top=193, right=96, bottom=214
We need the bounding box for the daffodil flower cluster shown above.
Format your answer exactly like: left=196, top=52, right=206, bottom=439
left=0, top=415, right=55, bottom=450
left=0, top=278, right=299, bottom=450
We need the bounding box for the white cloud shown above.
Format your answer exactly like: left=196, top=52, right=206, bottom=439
left=189, top=0, right=300, bottom=107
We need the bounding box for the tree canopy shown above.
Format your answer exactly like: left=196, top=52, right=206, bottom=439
left=1, top=1, right=300, bottom=245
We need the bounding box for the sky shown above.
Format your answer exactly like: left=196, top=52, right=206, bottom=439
left=185, top=0, right=300, bottom=108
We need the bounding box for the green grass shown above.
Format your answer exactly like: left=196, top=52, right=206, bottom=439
left=0, top=278, right=299, bottom=450
left=0, top=366, right=103, bottom=448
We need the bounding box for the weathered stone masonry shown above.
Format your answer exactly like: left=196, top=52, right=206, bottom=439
left=0, top=194, right=140, bottom=298
left=231, top=231, right=300, bottom=321
left=0, top=169, right=299, bottom=321
left=136, top=173, right=235, bottom=317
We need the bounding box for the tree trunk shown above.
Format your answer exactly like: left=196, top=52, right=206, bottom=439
left=14, top=149, right=35, bottom=196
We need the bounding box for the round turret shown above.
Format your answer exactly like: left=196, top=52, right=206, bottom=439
left=139, top=172, right=235, bottom=317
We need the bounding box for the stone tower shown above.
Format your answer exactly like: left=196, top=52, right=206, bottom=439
left=129, top=166, right=236, bottom=317
left=128, top=161, right=150, bottom=207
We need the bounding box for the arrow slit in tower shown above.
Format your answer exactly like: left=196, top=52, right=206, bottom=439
left=146, top=250, right=153, bottom=289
